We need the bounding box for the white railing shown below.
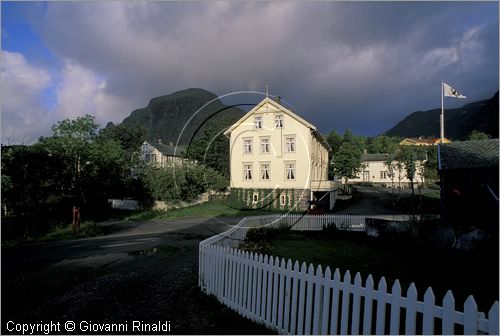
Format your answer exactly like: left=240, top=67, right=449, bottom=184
left=199, top=215, right=499, bottom=335
left=242, top=214, right=366, bottom=232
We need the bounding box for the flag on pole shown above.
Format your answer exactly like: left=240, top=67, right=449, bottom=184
left=443, top=82, right=467, bottom=98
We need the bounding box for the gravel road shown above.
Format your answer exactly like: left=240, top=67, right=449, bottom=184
left=2, top=216, right=272, bottom=335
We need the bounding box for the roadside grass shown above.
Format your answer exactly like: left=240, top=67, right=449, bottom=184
left=267, top=230, right=498, bottom=312
left=126, top=200, right=300, bottom=221
left=40, top=221, right=104, bottom=241
left=422, top=189, right=441, bottom=199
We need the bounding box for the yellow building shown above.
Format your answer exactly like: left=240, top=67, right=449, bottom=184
left=399, top=137, right=451, bottom=146
left=224, top=97, right=337, bottom=210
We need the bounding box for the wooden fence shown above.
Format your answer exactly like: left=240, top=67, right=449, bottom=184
left=199, top=215, right=499, bottom=335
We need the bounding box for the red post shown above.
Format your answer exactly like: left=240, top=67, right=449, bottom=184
left=72, top=206, right=81, bottom=234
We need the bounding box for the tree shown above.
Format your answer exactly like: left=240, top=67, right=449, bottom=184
left=186, top=115, right=234, bottom=177
left=331, top=141, right=363, bottom=187
left=41, top=115, right=99, bottom=205
left=467, top=130, right=490, bottom=141
left=99, top=123, right=146, bottom=158
left=367, top=135, right=401, bottom=154
left=142, top=163, right=227, bottom=203
left=394, top=146, right=426, bottom=211
left=325, top=130, right=343, bottom=155
left=384, top=154, right=397, bottom=203
left=423, top=146, right=439, bottom=182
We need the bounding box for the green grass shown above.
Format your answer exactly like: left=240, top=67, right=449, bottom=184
left=268, top=230, right=498, bottom=312
left=422, top=189, right=441, bottom=199
left=126, top=200, right=298, bottom=221
left=40, top=221, right=104, bottom=241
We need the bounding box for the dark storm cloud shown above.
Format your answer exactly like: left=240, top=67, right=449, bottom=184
left=24, top=2, right=500, bottom=136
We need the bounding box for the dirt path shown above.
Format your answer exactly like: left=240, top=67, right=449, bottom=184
left=2, top=217, right=271, bottom=335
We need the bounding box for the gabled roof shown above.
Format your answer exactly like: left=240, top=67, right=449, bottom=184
left=438, top=139, right=499, bottom=170
left=400, top=137, right=451, bottom=145
left=223, top=97, right=332, bottom=152
left=144, top=141, right=185, bottom=156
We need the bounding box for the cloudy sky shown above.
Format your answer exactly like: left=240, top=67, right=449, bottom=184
left=1, top=1, right=498, bottom=144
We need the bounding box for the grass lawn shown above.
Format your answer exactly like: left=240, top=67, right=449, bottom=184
left=268, top=230, right=498, bottom=312
left=126, top=200, right=298, bottom=221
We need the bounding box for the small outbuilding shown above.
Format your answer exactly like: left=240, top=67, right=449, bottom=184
left=438, top=139, right=499, bottom=232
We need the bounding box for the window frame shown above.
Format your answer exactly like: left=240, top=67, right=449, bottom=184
left=280, top=194, right=286, bottom=206
left=285, top=161, right=296, bottom=181
left=275, top=114, right=284, bottom=128
left=284, top=135, right=296, bottom=153
left=260, top=137, right=271, bottom=154
left=254, top=115, right=263, bottom=129
left=243, top=137, right=253, bottom=154
left=243, top=163, right=253, bottom=180
left=260, top=162, right=271, bottom=180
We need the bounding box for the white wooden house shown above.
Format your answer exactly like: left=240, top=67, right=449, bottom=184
left=224, top=96, right=338, bottom=210
left=349, top=152, right=425, bottom=188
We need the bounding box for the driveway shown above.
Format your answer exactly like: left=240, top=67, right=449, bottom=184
left=334, top=186, right=436, bottom=220
left=2, top=216, right=271, bottom=335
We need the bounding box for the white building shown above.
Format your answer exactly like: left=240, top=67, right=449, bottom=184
left=350, top=153, right=425, bottom=188
left=224, top=96, right=337, bottom=210
left=140, top=140, right=186, bottom=167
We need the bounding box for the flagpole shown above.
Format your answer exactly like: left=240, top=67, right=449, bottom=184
left=440, top=80, right=444, bottom=143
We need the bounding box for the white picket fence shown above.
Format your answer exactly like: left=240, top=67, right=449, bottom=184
left=198, top=215, right=499, bottom=335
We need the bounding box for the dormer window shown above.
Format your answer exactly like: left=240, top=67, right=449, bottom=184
left=275, top=115, right=284, bottom=128
left=255, top=116, right=263, bottom=129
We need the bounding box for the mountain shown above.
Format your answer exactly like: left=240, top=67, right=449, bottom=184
left=385, top=91, right=499, bottom=140
left=121, top=88, right=245, bottom=145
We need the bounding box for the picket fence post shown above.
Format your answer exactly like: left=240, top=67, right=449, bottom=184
left=198, top=215, right=498, bottom=336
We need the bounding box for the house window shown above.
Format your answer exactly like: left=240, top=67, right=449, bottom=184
left=260, top=163, right=270, bottom=180
left=255, top=116, right=263, bottom=129
left=285, top=162, right=295, bottom=180
left=145, top=153, right=157, bottom=163
left=285, top=136, right=295, bottom=152
left=243, top=164, right=253, bottom=180
left=253, top=193, right=258, bottom=203
left=260, top=138, right=270, bottom=153
left=380, top=171, right=387, bottom=179
left=243, top=138, right=253, bottom=154
left=280, top=195, right=286, bottom=206
left=275, top=115, right=284, bottom=128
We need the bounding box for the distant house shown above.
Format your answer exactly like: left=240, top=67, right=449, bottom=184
left=140, top=140, right=187, bottom=167
left=224, top=96, right=337, bottom=210
left=438, top=139, right=499, bottom=229
left=400, top=137, right=451, bottom=146
left=349, top=152, right=425, bottom=188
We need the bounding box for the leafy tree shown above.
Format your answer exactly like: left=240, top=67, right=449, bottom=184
left=367, top=135, right=401, bottom=154
left=423, top=146, right=439, bottom=182
left=40, top=115, right=99, bottom=205
left=186, top=115, right=235, bottom=177
left=99, top=122, right=146, bottom=158
left=331, top=141, right=363, bottom=186
left=325, top=130, right=343, bottom=154
left=142, top=163, right=227, bottom=203
left=384, top=154, right=398, bottom=203
left=467, top=130, right=490, bottom=141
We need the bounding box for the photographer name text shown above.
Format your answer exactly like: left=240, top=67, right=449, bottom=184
left=6, top=320, right=171, bottom=334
